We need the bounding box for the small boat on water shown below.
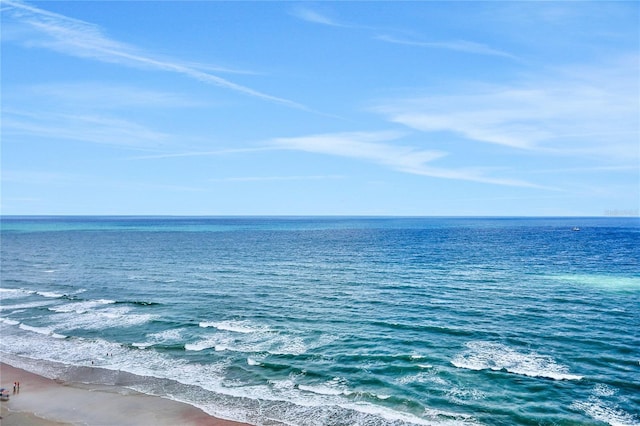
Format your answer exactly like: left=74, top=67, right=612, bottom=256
left=572, top=227, right=580, bottom=231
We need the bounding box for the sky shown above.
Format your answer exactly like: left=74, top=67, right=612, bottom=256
left=1, top=1, right=639, bottom=216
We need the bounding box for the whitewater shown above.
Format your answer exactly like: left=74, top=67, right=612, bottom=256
left=1, top=216, right=638, bottom=425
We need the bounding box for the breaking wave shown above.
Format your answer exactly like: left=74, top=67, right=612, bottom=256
left=452, top=341, right=583, bottom=381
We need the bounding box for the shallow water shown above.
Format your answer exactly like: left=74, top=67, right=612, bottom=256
left=1, top=217, right=639, bottom=425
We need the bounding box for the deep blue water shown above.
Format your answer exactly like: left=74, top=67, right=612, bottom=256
left=1, top=217, right=639, bottom=425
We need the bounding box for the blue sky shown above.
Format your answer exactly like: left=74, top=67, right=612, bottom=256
left=2, top=1, right=638, bottom=216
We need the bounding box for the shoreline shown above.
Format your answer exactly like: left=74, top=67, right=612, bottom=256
left=0, top=363, right=250, bottom=426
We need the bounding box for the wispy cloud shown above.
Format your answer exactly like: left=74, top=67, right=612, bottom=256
left=128, top=147, right=277, bottom=160
left=402, top=166, right=550, bottom=189
left=292, top=6, right=515, bottom=59
left=289, top=5, right=378, bottom=31
left=1, top=82, right=209, bottom=149
left=210, top=175, right=345, bottom=183
left=527, top=165, right=638, bottom=175
left=290, top=7, right=344, bottom=27
left=3, top=109, right=171, bottom=148
left=123, top=182, right=205, bottom=193
left=1, top=169, right=205, bottom=193
left=269, top=131, right=545, bottom=188
left=376, top=35, right=517, bottom=59
left=271, top=131, right=444, bottom=170
left=3, top=0, right=305, bottom=109
left=374, top=56, right=639, bottom=159
left=1, top=170, right=75, bottom=185
left=19, top=82, right=205, bottom=110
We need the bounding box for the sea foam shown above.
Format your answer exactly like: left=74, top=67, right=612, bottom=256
left=572, top=399, right=640, bottom=426
left=452, top=341, right=582, bottom=381
left=18, top=323, right=66, bottom=339
left=0, top=301, right=56, bottom=312
left=0, top=288, right=35, bottom=299
left=199, top=320, right=265, bottom=334
left=36, top=291, right=66, bottom=298
left=49, top=299, right=116, bottom=314
left=188, top=328, right=308, bottom=356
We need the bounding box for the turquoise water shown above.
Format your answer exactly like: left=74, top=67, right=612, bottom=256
left=1, top=217, right=638, bottom=425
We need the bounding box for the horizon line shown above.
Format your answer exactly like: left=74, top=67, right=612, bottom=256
left=1, top=214, right=637, bottom=219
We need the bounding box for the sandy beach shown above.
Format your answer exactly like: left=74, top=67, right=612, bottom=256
left=0, top=363, right=249, bottom=426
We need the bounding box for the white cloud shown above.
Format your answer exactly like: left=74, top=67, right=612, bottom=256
left=128, top=147, right=277, bottom=160
left=376, top=35, right=517, bottom=59
left=3, top=109, right=170, bottom=148
left=527, top=165, right=638, bottom=175
left=290, top=7, right=343, bottom=27
left=3, top=0, right=305, bottom=109
left=271, top=131, right=444, bottom=170
left=210, top=175, right=345, bottom=183
left=374, top=56, right=639, bottom=160
left=269, top=131, right=545, bottom=188
left=291, top=7, right=516, bottom=59
left=2, top=80, right=225, bottom=150
left=20, top=82, right=205, bottom=109
left=1, top=83, right=205, bottom=149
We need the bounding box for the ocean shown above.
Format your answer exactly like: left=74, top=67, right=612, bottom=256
left=0, top=216, right=638, bottom=425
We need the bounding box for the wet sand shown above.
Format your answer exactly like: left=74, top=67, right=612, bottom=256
left=0, top=363, right=249, bottom=426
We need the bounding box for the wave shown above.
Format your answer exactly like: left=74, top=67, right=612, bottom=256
left=570, top=383, right=640, bottom=426
left=199, top=320, right=264, bottom=334
left=128, top=338, right=186, bottom=351
left=148, top=328, right=183, bottom=341
left=53, top=306, right=156, bottom=331
left=452, top=341, right=583, bottom=381
left=187, top=332, right=308, bottom=356
left=4, top=285, right=159, bottom=309
left=132, top=329, right=187, bottom=350
left=132, top=342, right=154, bottom=349
left=42, top=297, right=156, bottom=331
left=396, top=371, right=448, bottom=386
left=593, top=383, right=617, bottom=397
left=189, top=323, right=317, bottom=356
left=342, top=399, right=477, bottom=426
left=246, top=356, right=262, bottom=366
left=262, top=375, right=459, bottom=426
left=35, top=291, right=66, bottom=298
left=572, top=399, right=639, bottom=426
left=116, top=300, right=162, bottom=307
left=298, top=377, right=352, bottom=397
left=0, top=300, right=57, bottom=312
left=298, top=384, right=350, bottom=396
left=18, top=323, right=66, bottom=339
left=370, top=320, right=475, bottom=337
left=0, top=288, right=35, bottom=298
left=1, top=288, right=85, bottom=302
left=0, top=332, right=476, bottom=426
left=333, top=352, right=435, bottom=367
left=49, top=299, right=116, bottom=314
left=184, top=338, right=218, bottom=352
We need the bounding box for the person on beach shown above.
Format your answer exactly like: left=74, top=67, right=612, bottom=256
left=13, top=382, right=16, bottom=393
